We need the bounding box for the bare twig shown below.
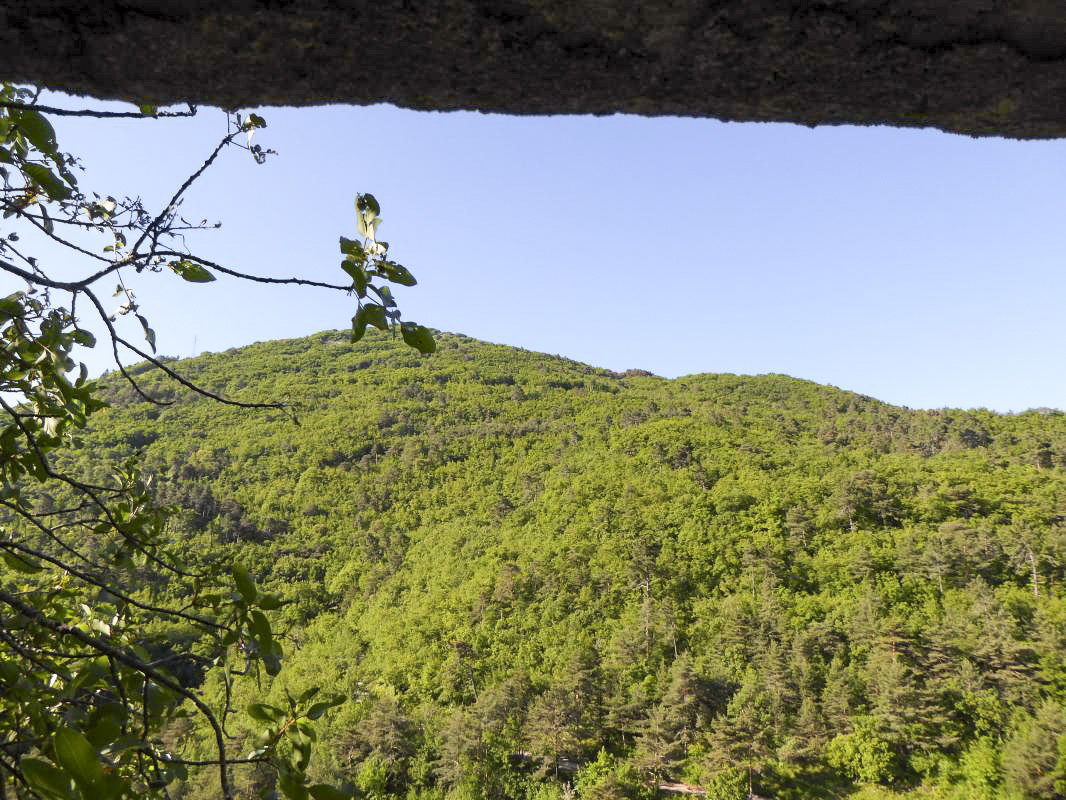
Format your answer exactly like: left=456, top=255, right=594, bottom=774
left=82, top=287, right=284, bottom=412
left=132, top=132, right=235, bottom=257
left=0, top=498, right=102, bottom=570
left=153, top=251, right=353, bottom=291
left=0, top=101, right=197, bottom=119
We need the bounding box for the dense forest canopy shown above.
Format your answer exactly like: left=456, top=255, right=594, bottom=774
left=18, top=328, right=1062, bottom=799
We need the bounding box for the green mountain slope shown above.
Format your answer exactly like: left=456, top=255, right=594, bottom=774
left=61, top=330, right=1066, bottom=799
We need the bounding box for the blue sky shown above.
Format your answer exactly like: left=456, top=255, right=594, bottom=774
left=28, top=94, right=1066, bottom=411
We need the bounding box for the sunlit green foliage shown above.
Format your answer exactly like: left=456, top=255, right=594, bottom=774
left=56, top=328, right=1066, bottom=799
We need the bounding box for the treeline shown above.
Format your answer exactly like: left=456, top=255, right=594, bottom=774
left=45, top=330, right=1066, bottom=799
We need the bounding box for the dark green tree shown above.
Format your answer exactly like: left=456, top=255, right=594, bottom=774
left=633, top=653, right=712, bottom=779
left=1001, top=700, right=1066, bottom=799
left=632, top=703, right=684, bottom=780
left=337, top=696, right=415, bottom=789
left=704, top=666, right=775, bottom=797
left=525, top=686, right=582, bottom=780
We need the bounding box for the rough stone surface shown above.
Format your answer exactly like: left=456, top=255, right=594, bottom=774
left=4, top=1, right=1066, bottom=138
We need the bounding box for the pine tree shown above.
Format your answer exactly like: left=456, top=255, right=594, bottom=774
left=784, top=692, right=826, bottom=762
left=339, top=696, right=415, bottom=786
left=759, top=639, right=797, bottom=738
left=434, top=707, right=475, bottom=787
left=660, top=654, right=713, bottom=741
left=526, top=686, right=583, bottom=779
left=705, top=666, right=775, bottom=797
left=561, top=646, right=608, bottom=752
left=633, top=703, right=685, bottom=780
left=1002, top=700, right=1066, bottom=799
left=822, top=655, right=857, bottom=736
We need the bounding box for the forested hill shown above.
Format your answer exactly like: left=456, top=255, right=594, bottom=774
left=68, top=330, right=1066, bottom=799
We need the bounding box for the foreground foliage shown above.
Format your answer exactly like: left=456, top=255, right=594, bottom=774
left=50, top=328, right=1066, bottom=800
left=0, top=83, right=431, bottom=799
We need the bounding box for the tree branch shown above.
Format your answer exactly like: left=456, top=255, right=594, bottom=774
left=132, top=132, right=235, bottom=257
left=83, top=286, right=283, bottom=412
left=0, top=588, right=234, bottom=800
left=0, top=395, right=202, bottom=580
left=0, top=101, right=197, bottom=119
left=153, top=252, right=353, bottom=291
left=0, top=539, right=226, bottom=631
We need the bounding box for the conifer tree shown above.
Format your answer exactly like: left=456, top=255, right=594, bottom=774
left=525, top=687, right=581, bottom=780
left=633, top=703, right=684, bottom=780
left=705, top=666, right=775, bottom=797
left=1001, top=700, right=1066, bottom=799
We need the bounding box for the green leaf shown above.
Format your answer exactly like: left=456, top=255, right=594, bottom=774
left=400, top=323, right=436, bottom=355
left=362, top=304, right=388, bottom=332
left=249, top=609, right=272, bottom=652
left=14, top=110, right=57, bottom=154
left=354, top=194, right=381, bottom=239
left=306, top=694, right=345, bottom=720
left=309, top=784, right=352, bottom=800
left=338, top=237, right=365, bottom=260
left=356, top=193, right=380, bottom=217
left=21, top=757, right=72, bottom=800
left=90, top=772, right=124, bottom=800
left=22, top=162, right=71, bottom=201
left=305, top=702, right=332, bottom=721
left=67, top=659, right=108, bottom=694
left=341, top=259, right=367, bottom=297
left=104, top=733, right=146, bottom=756
left=169, top=259, right=216, bottom=283
left=369, top=284, right=396, bottom=308
left=232, top=564, right=257, bottom=602
left=290, top=735, right=312, bottom=771
left=85, top=703, right=125, bottom=748
left=350, top=309, right=368, bottom=343
left=53, top=726, right=105, bottom=789
left=263, top=650, right=282, bottom=677
left=0, top=660, right=19, bottom=684
left=377, top=260, right=417, bottom=286
left=247, top=702, right=286, bottom=723
left=257, top=593, right=285, bottom=610
left=135, top=314, right=156, bottom=353
left=0, top=295, right=23, bottom=318
left=279, top=771, right=309, bottom=800
left=2, top=550, right=43, bottom=573
left=72, top=329, right=96, bottom=348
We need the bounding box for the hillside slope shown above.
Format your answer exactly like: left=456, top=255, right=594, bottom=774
left=62, top=330, right=1066, bottom=799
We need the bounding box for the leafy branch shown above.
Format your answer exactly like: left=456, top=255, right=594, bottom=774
left=0, top=81, right=434, bottom=799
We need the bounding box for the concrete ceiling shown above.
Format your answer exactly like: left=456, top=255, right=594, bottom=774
left=3, top=1, right=1066, bottom=138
